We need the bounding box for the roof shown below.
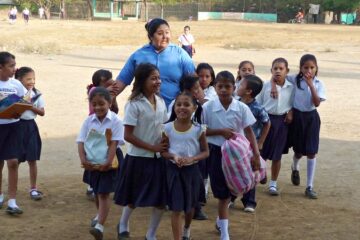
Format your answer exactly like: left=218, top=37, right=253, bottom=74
left=0, top=0, right=14, bottom=5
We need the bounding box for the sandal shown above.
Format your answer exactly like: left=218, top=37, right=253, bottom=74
left=30, top=189, right=43, bottom=201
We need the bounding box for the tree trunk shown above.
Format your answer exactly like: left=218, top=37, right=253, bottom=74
left=61, top=0, right=66, bottom=19
left=44, top=8, right=50, bottom=19
left=86, top=0, right=94, bottom=20
left=144, top=0, right=148, bottom=21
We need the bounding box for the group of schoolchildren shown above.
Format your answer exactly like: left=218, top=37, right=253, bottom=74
left=0, top=50, right=326, bottom=240
left=76, top=53, right=326, bottom=240
left=0, top=52, right=45, bottom=215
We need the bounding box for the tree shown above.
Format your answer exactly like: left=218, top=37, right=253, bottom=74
left=322, top=0, right=360, bottom=23
left=152, top=0, right=177, bottom=19
left=15, top=0, right=63, bottom=19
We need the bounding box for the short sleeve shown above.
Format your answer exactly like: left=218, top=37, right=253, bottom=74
left=76, top=118, right=90, bottom=143
left=286, top=75, right=297, bottom=84
left=111, top=117, right=125, bottom=145
left=35, top=95, right=45, bottom=109
left=204, top=87, right=217, bottom=101
left=259, top=107, right=270, bottom=124
left=123, top=101, right=138, bottom=126
left=201, top=102, right=210, bottom=125
left=117, top=54, right=136, bottom=85
left=256, top=85, right=265, bottom=106
left=316, top=80, right=326, bottom=101
left=241, top=104, right=256, bottom=129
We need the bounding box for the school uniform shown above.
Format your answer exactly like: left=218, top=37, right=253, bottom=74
left=18, top=89, right=44, bottom=162
left=202, top=97, right=255, bottom=199
left=163, top=122, right=205, bottom=213
left=257, top=80, right=294, bottom=161
left=178, top=33, right=195, bottom=58
left=76, top=110, right=124, bottom=194
left=0, top=78, right=26, bottom=161
left=287, top=75, right=326, bottom=155
left=114, top=94, right=168, bottom=207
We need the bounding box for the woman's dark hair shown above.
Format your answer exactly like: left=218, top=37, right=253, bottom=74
left=0, top=51, right=15, bottom=65
left=129, top=63, right=159, bottom=100
left=89, top=87, right=111, bottom=103
left=214, top=71, right=235, bottom=85
left=196, top=63, right=215, bottom=86
left=243, top=75, right=263, bottom=98
left=296, top=54, right=318, bottom=90
left=87, top=69, right=112, bottom=94
left=145, top=18, right=169, bottom=42
left=15, top=66, right=39, bottom=94
left=168, top=91, right=203, bottom=124
left=179, top=75, right=199, bottom=92
left=238, top=61, right=255, bottom=80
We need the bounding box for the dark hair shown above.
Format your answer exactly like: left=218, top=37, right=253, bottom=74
left=15, top=66, right=39, bottom=94
left=272, top=57, right=289, bottom=70
left=184, top=25, right=190, bottom=30
left=179, top=75, right=199, bottom=92
left=238, top=60, right=255, bottom=72
left=296, top=54, right=318, bottom=90
left=87, top=69, right=112, bottom=93
left=145, top=18, right=169, bottom=42
left=129, top=63, right=159, bottom=100
left=0, top=51, right=15, bottom=65
left=168, top=91, right=203, bottom=124
left=196, top=63, right=215, bottom=86
left=89, top=87, right=111, bottom=103
left=243, top=75, right=263, bottom=98
left=214, top=71, right=235, bottom=86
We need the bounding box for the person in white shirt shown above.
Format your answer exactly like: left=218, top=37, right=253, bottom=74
left=38, top=7, right=44, bottom=19
left=196, top=63, right=217, bottom=103
left=22, top=8, right=30, bottom=24
left=256, top=58, right=294, bottom=196
left=114, top=63, right=168, bottom=240
left=0, top=52, right=26, bottom=214
left=178, top=25, right=195, bottom=58
left=15, top=67, right=45, bottom=201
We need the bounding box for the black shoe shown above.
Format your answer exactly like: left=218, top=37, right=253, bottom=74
left=118, top=231, right=130, bottom=240
left=291, top=169, right=300, bottom=186
left=193, top=209, right=208, bottom=220
left=215, top=223, right=221, bottom=234
left=90, top=227, right=103, bottom=240
left=260, top=175, right=267, bottom=184
left=6, top=206, right=23, bottom=215
left=305, top=187, right=318, bottom=199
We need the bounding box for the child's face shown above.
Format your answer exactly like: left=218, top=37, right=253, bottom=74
left=271, top=62, right=289, bottom=84
left=301, top=60, right=317, bottom=79
left=237, top=63, right=254, bottom=80
left=90, top=95, right=110, bottom=121
left=174, top=95, right=196, bottom=120
left=215, top=79, right=234, bottom=101
left=190, top=81, right=201, bottom=98
left=0, top=58, right=16, bottom=80
left=198, top=69, right=212, bottom=89
left=184, top=27, right=190, bottom=34
left=20, top=71, right=35, bottom=90
left=237, top=79, right=250, bottom=98
left=144, top=70, right=161, bottom=95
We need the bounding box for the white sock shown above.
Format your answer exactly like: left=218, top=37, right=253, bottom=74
left=8, top=198, right=18, bottom=208
left=216, top=216, right=220, bottom=226
left=0, top=193, right=4, bottom=202
left=145, top=207, right=164, bottom=240
left=95, top=223, right=104, bottom=232
left=307, top=158, right=316, bottom=188
left=292, top=155, right=301, bottom=171
left=269, top=180, right=277, bottom=188
left=204, top=178, right=209, bottom=196
left=119, top=206, right=133, bottom=233
left=94, top=214, right=99, bottom=221
left=87, top=185, right=93, bottom=191
left=218, top=219, right=230, bottom=240
left=183, top=227, right=191, bottom=238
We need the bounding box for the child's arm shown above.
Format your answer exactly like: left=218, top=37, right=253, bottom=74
left=304, top=73, right=321, bottom=107
left=125, top=125, right=168, bottom=153
left=244, top=126, right=260, bottom=171
left=182, top=132, right=209, bottom=165
left=257, top=121, right=271, bottom=151
left=99, top=140, right=118, bottom=171
left=30, top=106, right=45, bottom=116
left=160, top=133, right=182, bottom=167
left=270, top=77, right=278, bottom=99
left=285, top=109, right=293, bottom=124
left=78, top=143, right=94, bottom=170
left=206, top=128, right=234, bottom=140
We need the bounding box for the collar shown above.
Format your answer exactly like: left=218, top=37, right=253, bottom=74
left=212, top=97, right=238, bottom=112
left=90, top=110, right=112, bottom=123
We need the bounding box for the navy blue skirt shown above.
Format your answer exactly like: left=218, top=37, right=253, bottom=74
left=261, top=114, right=289, bottom=161
left=182, top=45, right=193, bottom=58
left=0, top=121, right=21, bottom=161
left=291, top=108, right=321, bottom=155
left=114, top=154, right=167, bottom=207
left=83, top=148, right=124, bottom=194
left=18, top=119, right=42, bottom=162
left=167, top=162, right=201, bottom=213
left=208, top=144, right=231, bottom=200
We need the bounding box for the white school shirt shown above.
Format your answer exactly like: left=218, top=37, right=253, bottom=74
left=123, top=94, right=168, bottom=158
left=20, top=89, right=45, bottom=120
left=202, top=97, right=256, bottom=147
left=178, top=34, right=195, bottom=46
left=76, top=110, right=124, bottom=148
left=256, top=80, right=294, bottom=115
left=163, top=122, right=206, bottom=166
left=0, top=78, right=26, bottom=124
left=204, top=86, right=217, bottom=101
left=287, top=75, right=326, bottom=112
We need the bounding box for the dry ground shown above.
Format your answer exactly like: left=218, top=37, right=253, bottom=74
left=0, top=18, right=360, bottom=240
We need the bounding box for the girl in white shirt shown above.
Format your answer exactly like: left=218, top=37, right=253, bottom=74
left=114, top=63, right=168, bottom=240
left=16, top=67, right=45, bottom=201
left=162, top=91, right=209, bottom=240
left=196, top=63, right=217, bottom=102
left=178, top=25, right=195, bottom=58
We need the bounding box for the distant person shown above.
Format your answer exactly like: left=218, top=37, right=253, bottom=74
left=38, top=7, right=44, bottom=20
left=178, top=26, right=195, bottom=58
left=8, top=7, right=17, bottom=24
left=235, top=61, right=256, bottom=99
left=22, top=8, right=30, bottom=24
left=295, top=8, right=304, bottom=23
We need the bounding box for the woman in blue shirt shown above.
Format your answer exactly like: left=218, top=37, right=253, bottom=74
left=114, top=18, right=195, bottom=106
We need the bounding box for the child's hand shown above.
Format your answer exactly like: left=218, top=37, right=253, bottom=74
left=194, top=88, right=205, bottom=103
left=257, top=140, right=264, bottom=151
left=181, top=157, right=194, bottom=166
left=303, top=72, right=314, bottom=86
left=82, top=160, right=95, bottom=171
left=153, top=142, right=168, bottom=153
left=251, top=154, right=260, bottom=172
left=221, top=128, right=234, bottom=140
left=285, top=110, right=293, bottom=124
left=173, top=155, right=183, bottom=168
left=99, top=161, right=112, bottom=172
left=12, top=112, right=21, bottom=119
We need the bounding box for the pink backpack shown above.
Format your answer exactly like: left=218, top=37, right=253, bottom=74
left=221, top=133, right=266, bottom=196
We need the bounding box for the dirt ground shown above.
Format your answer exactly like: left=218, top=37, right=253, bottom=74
left=0, top=18, right=360, bottom=240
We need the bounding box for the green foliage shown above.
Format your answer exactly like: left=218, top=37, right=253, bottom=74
left=322, top=0, right=360, bottom=12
